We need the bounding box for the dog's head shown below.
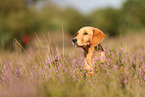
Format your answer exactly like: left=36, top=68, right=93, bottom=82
left=72, top=26, right=105, bottom=48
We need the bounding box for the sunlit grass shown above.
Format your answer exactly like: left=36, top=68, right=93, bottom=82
left=0, top=33, right=144, bottom=97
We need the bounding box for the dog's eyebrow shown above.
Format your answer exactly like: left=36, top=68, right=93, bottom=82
left=83, top=30, right=88, bottom=34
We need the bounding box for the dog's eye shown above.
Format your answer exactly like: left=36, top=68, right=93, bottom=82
left=84, top=32, right=88, bottom=35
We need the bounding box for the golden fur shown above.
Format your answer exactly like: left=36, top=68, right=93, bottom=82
left=72, top=26, right=106, bottom=77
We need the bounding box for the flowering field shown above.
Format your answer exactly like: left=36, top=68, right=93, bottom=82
left=0, top=33, right=145, bottom=97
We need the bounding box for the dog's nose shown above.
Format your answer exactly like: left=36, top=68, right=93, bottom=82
left=72, top=38, right=77, bottom=43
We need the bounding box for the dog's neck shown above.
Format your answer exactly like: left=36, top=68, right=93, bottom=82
left=94, top=44, right=104, bottom=51
left=83, top=44, right=104, bottom=58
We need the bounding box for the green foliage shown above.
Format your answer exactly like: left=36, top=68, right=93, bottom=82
left=0, top=0, right=26, bottom=15
left=37, top=5, right=64, bottom=31
left=1, top=0, right=145, bottom=49
left=63, top=8, right=86, bottom=36
left=121, top=0, right=145, bottom=29
left=0, top=0, right=42, bottom=48
left=0, top=10, right=41, bottom=48
left=87, top=0, right=145, bottom=36
left=89, top=8, right=120, bottom=36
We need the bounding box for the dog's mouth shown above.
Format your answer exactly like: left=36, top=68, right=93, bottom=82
left=72, top=42, right=89, bottom=48
left=72, top=42, right=82, bottom=47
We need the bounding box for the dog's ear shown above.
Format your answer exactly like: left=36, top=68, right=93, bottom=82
left=91, top=28, right=105, bottom=47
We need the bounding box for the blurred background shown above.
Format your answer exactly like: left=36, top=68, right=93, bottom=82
left=0, top=0, right=145, bottom=50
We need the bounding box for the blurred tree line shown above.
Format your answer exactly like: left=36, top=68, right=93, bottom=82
left=0, top=0, right=145, bottom=49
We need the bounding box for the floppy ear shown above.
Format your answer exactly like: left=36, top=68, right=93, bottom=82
left=91, top=28, right=105, bottom=47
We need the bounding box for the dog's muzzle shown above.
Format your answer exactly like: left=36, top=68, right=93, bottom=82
left=72, top=38, right=78, bottom=47
left=72, top=38, right=77, bottom=43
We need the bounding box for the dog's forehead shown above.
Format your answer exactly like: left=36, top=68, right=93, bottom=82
left=78, top=27, right=93, bottom=34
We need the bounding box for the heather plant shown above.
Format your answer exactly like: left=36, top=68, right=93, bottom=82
left=0, top=33, right=144, bottom=97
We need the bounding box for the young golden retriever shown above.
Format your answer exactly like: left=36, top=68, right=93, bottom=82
left=72, top=26, right=106, bottom=77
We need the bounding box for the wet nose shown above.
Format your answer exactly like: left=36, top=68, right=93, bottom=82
left=72, top=38, right=77, bottom=43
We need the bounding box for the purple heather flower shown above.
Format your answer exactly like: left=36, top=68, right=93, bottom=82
left=65, top=68, right=67, bottom=73
left=112, top=52, right=115, bottom=58
left=139, top=57, right=143, bottom=63
left=132, top=52, right=136, bottom=59
left=107, top=44, right=111, bottom=54
left=129, top=74, right=132, bottom=77
left=16, top=68, right=20, bottom=78
left=107, top=58, right=112, bottom=62
left=3, top=64, right=7, bottom=70
left=65, top=60, right=68, bottom=64
left=138, top=68, right=142, bottom=78
left=59, top=64, right=61, bottom=68
left=143, top=76, right=145, bottom=80
left=45, top=60, right=49, bottom=64
left=123, top=79, right=128, bottom=84
left=30, top=72, right=34, bottom=77
left=107, top=62, right=110, bottom=66
left=138, top=68, right=142, bottom=73
left=121, top=48, right=123, bottom=51
left=4, top=71, right=8, bottom=80
left=120, top=84, right=123, bottom=87
left=113, top=65, right=118, bottom=70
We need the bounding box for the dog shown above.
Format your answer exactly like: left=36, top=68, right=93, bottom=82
left=72, top=26, right=106, bottom=77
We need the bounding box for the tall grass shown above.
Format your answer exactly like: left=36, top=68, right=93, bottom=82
left=0, top=33, right=144, bottom=97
